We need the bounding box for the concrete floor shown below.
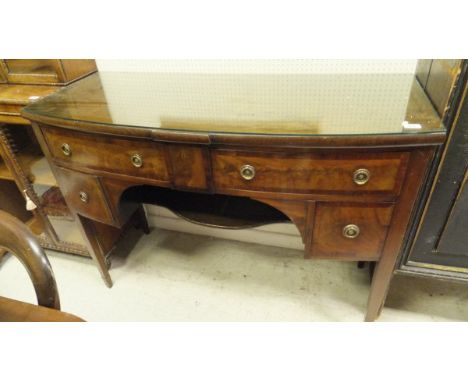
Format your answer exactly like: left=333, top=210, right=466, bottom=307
left=1, top=227, right=468, bottom=321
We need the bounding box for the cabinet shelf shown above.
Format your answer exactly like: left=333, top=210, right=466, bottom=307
left=1, top=145, right=68, bottom=217
left=0, top=145, right=56, bottom=186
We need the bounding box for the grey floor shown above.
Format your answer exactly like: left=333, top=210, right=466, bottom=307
left=1, top=227, right=468, bottom=321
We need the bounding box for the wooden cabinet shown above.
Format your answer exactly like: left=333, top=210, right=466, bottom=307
left=0, top=84, right=57, bottom=125
left=30, top=118, right=439, bottom=322
left=21, top=67, right=447, bottom=320
left=0, top=59, right=106, bottom=259
left=0, top=59, right=96, bottom=125
left=0, top=59, right=96, bottom=85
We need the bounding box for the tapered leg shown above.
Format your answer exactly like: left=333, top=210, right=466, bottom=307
left=365, top=148, right=435, bottom=321
left=365, top=259, right=394, bottom=321
left=76, top=214, right=113, bottom=288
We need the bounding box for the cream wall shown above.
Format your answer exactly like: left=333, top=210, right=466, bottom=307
left=96, top=59, right=417, bottom=73
left=94, top=60, right=417, bottom=250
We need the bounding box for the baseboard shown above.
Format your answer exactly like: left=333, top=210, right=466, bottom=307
left=144, top=204, right=304, bottom=250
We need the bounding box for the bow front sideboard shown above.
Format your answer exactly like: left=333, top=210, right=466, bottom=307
left=21, top=70, right=445, bottom=321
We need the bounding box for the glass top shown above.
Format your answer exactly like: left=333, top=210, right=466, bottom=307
left=23, top=70, right=444, bottom=136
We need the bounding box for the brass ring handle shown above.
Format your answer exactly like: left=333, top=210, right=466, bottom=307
left=353, top=168, right=370, bottom=185
left=79, top=191, right=89, bottom=203
left=240, top=164, right=256, bottom=180
left=342, top=224, right=360, bottom=239
left=61, top=143, right=71, bottom=157
left=131, top=153, right=143, bottom=168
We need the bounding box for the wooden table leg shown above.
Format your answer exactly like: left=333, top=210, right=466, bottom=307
left=365, top=259, right=395, bottom=321
left=365, top=148, right=434, bottom=321
left=76, top=214, right=113, bottom=288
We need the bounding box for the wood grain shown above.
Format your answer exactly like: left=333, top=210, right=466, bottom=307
left=166, top=145, right=209, bottom=190
left=0, top=59, right=96, bottom=86
left=212, top=150, right=407, bottom=195
left=310, top=202, right=394, bottom=261
left=19, top=69, right=446, bottom=320
left=0, top=83, right=57, bottom=124
left=365, top=148, right=436, bottom=321
left=43, top=126, right=169, bottom=181
left=53, top=166, right=115, bottom=225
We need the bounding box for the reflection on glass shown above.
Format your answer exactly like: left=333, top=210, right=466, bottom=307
left=23, top=62, right=443, bottom=136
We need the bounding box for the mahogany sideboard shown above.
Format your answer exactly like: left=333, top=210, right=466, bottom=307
left=21, top=70, right=446, bottom=321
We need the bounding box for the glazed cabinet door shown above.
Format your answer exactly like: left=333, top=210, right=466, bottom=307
left=401, top=67, right=468, bottom=279
left=436, top=170, right=468, bottom=255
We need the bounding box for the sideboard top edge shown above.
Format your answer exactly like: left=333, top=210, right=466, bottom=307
left=24, top=111, right=446, bottom=148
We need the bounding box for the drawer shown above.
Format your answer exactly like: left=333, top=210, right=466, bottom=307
left=43, top=127, right=169, bottom=180
left=310, top=203, right=394, bottom=260
left=212, top=150, right=408, bottom=195
left=54, top=167, right=115, bottom=225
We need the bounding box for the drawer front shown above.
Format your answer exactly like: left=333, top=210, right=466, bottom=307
left=310, top=203, right=394, bottom=260
left=212, top=150, right=407, bottom=195
left=43, top=127, right=169, bottom=180
left=167, top=145, right=209, bottom=190
left=54, top=167, right=115, bottom=225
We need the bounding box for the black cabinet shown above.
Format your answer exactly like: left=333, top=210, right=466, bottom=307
left=399, top=60, right=468, bottom=280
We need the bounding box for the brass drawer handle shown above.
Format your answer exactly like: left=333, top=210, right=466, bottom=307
left=131, top=153, right=143, bottom=168
left=353, top=168, right=370, bottom=185
left=343, top=224, right=360, bottom=239
left=240, top=164, right=256, bottom=180
left=79, top=191, right=89, bottom=203
left=61, top=143, right=71, bottom=156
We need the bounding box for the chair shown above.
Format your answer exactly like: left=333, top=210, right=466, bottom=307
left=0, top=211, right=83, bottom=321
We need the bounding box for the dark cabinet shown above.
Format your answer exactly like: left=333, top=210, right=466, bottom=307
left=399, top=60, right=468, bottom=280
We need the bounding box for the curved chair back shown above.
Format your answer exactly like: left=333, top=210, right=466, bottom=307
left=0, top=211, right=60, bottom=309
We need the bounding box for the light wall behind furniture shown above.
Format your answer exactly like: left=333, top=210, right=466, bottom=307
left=95, top=60, right=418, bottom=250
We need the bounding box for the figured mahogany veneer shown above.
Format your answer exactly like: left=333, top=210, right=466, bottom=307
left=43, top=127, right=169, bottom=182
left=53, top=166, right=115, bottom=225
left=18, top=68, right=449, bottom=321
left=212, top=150, right=407, bottom=196
left=310, top=203, right=394, bottom=261
left=24, top=118, right=441, bottom=322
